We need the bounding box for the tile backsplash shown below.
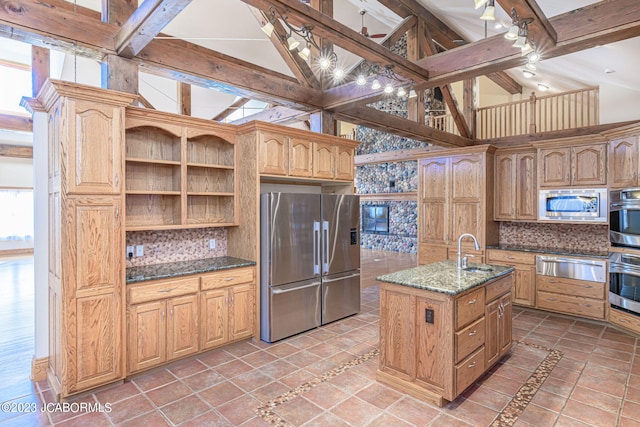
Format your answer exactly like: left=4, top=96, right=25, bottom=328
left=499, top=222, right=609, bottom=252
left=126, top=228, right=227, bottom=267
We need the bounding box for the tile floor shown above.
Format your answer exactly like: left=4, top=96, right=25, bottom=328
left=1, top=251, right=640, bottom=426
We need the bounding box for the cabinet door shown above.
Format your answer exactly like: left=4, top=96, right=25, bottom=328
left=572, top=143, right=607, bottom=186
left=484, top=298, right=500, bottom=367
left=450, top=202, right=481, bottom=246
left=65, top=99, right=124, bottom=194
left=313, top=142, right=335, bottom=179
left=67, top=197, right=124, bottom=391
left=128, top=301, right=166, bottom=373
left=167, top=295, right=199, bottom=361
left=450, top=155, right=482, bottom=202
left=516, top=152, right=537, bottom=220
left=258, top=132, right=288, bottom=175
left=379, top=288, right=415, bottom=380
left=289, top=138, right=313, bottom=177
left=229, top=283, right=255, bottom=341
left=513, top=267, right=535, bottom=307
left=609, top=137, right=639, bottom=188
left=200, top=289, right=228, bottom=350
left=539, top=148, right=571, bottom=187
left=498, top=294, right=512, bottom=357
left=494, top=154, right=516, bottom=220
left=334, top=145, right=355, bottom=180
left=419, top=158, right=449, bottom=244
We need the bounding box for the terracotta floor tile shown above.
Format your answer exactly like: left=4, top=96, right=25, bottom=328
left=326, top=370, right=373, bottom=395
left=306, top=342, right=342, bottom=358
left=427, top=413, right=475, bottom=426
left=602, top=329, right=638, bottom=345
left=539, top=377, right=575, bottom=398
left=530, top=389, right=568, bottom=413
left=167, top=358, right=208, bottom=378
left=561, top=399, right=620, bottom=427
left=302, top=382, right=350, bottom=410
left=554, top=414, right=593, bottom=426
left=589, top=353, right=633, bottom=372
left=240, top=350, right=278, bottom=368
left=213, top=359, right=253, bottom=378
left=284, top=335, right=321, bottom=350
left=464, top=385, right=512, bottom=412
left=388, top=396, right=441, bottom=425
left=107, top=394, right=154, bottom=424
left=330, top=396, right=382, bottom=426
left=182, top=368, right=226, bottom=392
left=547, top=366, right=581, bottom=384
left=159, top=394, right=209, bottom=425
left=279, top=369, right=316, bottom=388
left=250, top=381, right=290, bottom=404
left=562, top=331, right=600, bottom=345
left=145, top=381, right=192, bottom=407
left=624, top=400, right=640, bottom=421
left=229, top=369, right=273, bottom=392
left=576, top=373, right=626, bottom=398
left=556, top=338, right=596, bottom=353
left=582, top=362, right=629, bottom=382
left=198, top=381, right=244, bottom=407
left=367, top=412, right=414, bottom=427
left=53, top=411, right=111, bottom=427
left=492, top=364, right=532, bottom=382
left=355, top=382, right=404, bottom=410
left=258, top=359, right=298, bottom=380
left=621, top=416, right=640, bottom=427
left=222, top=340, right=261, bottom=358
left=217, top=395, right=261, bottom=425
left=570, top=385, right=622, bottom=414
left=264, top=342, right=300, bottom=358
left=597, top=337, right=636, bottom=353
left=197, top=349, right=236, bottom=368
left=47, top=394, right=99, bottom=424
left=131, top=369, right=177, bottom=392
left=305, top=329, right=338, bottom=341
left=284, top=350, right=323, bottom=368
left=238, top=416, right=273, bottom=426
left=533, top=325, right=567, bottom=337
left=443, top=397, right=500, bottom=426
left=93, top=381, right=140, bottom=406
left=178, top=410, right=230, bottom=427
left=593, top=345, right=634, bottom=362
left=267, top=397, right=322, bottom=426
left=328, top=351, right=357, bottom=366
left=301, top=412, right=351, bottom=427
left=479, top=373, right=525, bottom=396
left=517, top=403, right=559, bottom=426
left=116, top=410, right=171, bottom=427
left=627, top=385, right=640, bottom=404
left=304, top=359, right=340, bottom=376
left=555, top=357, right=586, bottom=372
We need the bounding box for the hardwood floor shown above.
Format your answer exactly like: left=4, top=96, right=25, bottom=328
left=360, top=249, right=416, bottom=288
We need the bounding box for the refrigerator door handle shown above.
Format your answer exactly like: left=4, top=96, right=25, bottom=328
left=322, top=273, right=360, bottom=284
left=322, top=220, right=329, bottom=274
left=272, top=281, right=321, bottom=294
left=313, top=221, right=320, bottom=275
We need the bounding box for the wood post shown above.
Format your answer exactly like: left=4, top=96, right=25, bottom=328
left=31, top=46, right=49, bottom=97
left=529, top=91, right=537, bottom=134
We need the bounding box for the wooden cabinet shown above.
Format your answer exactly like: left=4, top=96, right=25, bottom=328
left=494, top=149, right=537, bottom=221
left=487, top=249, right=536, bottom=307
left=377, top=272, right=513, bottom=406
left=254, top=125, right=356, bottom=181
left=127, top=277, right=200, bottom=374
left=418, top=146, right=498, bottom=265
left=605, top=125, right=640, bottom=189
left=128, top=266, right=256, bottom=374
left=39, top=80, right=135, bottom=399
left=124, top=108, right=238, bottom=230
left=537, top=140, right=607, bottom=187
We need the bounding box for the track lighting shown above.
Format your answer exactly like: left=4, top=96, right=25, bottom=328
left=371, top=80, right=381, bottom=90
left=356, top=75, right=367, bottom=86
left=384, top=84, right=394, bottom=94
left=397, top=87, right=407, bottom=97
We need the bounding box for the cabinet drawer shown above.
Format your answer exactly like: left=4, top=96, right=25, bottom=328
left=129, top=277, right=200, bottom=304
left=486, top=250, right=535, bottom=266
left=537, top=291, right=605, bottom=319
left=201, top=267, right=255, bottom=290
left=456, top=288, right=485, bottom=329
left=455, top=317, right=485, bottom=364
left=537, top=275, right=604, bottom=299
left=485, top=275, right=512, bottom=302
left=455, top=346, right=486, bottom=395
left=610, top=308, right=640, bottom=335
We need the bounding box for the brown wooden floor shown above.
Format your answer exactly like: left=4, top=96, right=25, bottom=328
left=359, top=249, right=416, bottom=289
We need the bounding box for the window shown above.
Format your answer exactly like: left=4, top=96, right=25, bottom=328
left=0, top=189, right=34, bottom=241
left=362, top=205, right=389, bottom=234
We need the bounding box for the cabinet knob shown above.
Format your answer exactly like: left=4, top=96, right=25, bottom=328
left=468, top=361, right=477, bottom=368
left=469, top=330, right=477, bottom=336
left=468, top=298, right=477, bottom=305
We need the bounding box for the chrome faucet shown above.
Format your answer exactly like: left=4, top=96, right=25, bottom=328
left=456, top=233, right=480, bottom=269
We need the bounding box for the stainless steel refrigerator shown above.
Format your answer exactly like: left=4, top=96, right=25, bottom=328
left=260, top=192, right=361, bottom=342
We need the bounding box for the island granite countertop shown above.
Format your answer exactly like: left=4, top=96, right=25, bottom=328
left=126, top=256, right=256, bottom=284
left=376, top=260, right=514, bottom=296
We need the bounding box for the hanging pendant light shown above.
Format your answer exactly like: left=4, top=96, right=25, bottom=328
left=474, top=0, right=489, bottom=9
left=480, top=2, right=496, bottom=21
left=261, top=21, right=275, bottom=37
left=504, top=24, right=519, bottom=40
left=356, top=75, right=367, bottom=86
left=287, top=35, right=300, bottom=50
left=298, top=45, right=311, bottom=60
left=371, top=79, right=381, bottom=90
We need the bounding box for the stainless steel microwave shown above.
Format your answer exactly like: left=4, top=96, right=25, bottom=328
left=538, top=188, right=608, bottom=223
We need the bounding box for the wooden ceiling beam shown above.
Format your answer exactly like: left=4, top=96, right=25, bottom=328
left=115, top=0, right=192, bottom=58
left=0, top=144, right=32, bottom=159
left=0, top=0, right=323, bottom=109
left=238, top=0, right=430, bottom=83
left=416, top=0, right=640, bottom=87
left=229, top=105, right=310, bottom=125
left=0, top=113, right=32, bottom=132
left=213, top=97, right=251, bottom=122
left=248, top=6, right=320, bottom=89
left=334, top=106, right=472, bottom=148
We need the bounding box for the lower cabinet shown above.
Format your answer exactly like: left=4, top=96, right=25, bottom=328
left=536, top=275, right=605, bottom=320
left=486, top=249, right=536, bottom=307
left=377, top=273, right=513, bottom=406
left=127, top=266, right=255, bottom=374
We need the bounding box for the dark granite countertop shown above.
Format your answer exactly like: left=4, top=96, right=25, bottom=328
left=485, top=245, right=609, bottom=258
left=126, top=256, right=256, bottom=284
left=376, top=260, right=514, bottom=296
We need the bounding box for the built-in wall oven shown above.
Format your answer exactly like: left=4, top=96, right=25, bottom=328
left=539, top=188, right=608, bottom=223
left=610, top=188, right=640, bottom=249
left=609, top=252, right=640, bottom=316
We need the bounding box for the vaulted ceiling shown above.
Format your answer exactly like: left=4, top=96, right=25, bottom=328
left=1, top=0, right=639, bottom=148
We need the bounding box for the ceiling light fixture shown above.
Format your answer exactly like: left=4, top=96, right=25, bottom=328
left=523, top=69, right=535, bottom=78
left=371, top=79, right=381, bottom=90
left=538, top=83, right=549, bottom=91
left=479, top=0, right=495, bottom=20
left=356, top=74, right=367, bottom=86
left=525, top=62, right=537, bottom=71
left=298, top=45, right=311, bottom=60
left=474, top=0, right=489, bottom=10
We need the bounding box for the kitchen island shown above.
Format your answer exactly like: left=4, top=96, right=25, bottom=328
left=376, top=260, right=515, bottom=407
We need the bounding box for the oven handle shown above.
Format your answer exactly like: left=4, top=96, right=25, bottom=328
left=540, top=258, right=605, bottom=267
left=610, top=262, right=640, bottom=278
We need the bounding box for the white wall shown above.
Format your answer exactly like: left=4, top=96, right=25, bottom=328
left=600, top=83, right=640, bottom=124
left=0, top=157, right=33, bottom=188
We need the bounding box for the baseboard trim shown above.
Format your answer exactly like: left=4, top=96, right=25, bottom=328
left=31, top=355, right=48, bottom=382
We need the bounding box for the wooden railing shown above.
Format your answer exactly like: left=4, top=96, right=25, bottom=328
left=474, top=86, right=599, bottom=139
left=428, top=114, right=460, bottom=136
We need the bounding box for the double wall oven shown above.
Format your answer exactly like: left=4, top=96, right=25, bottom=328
left=609, top=188, right=640, bottom=316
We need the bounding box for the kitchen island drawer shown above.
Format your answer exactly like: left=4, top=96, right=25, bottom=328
left=485, top=275, right=512, bottom=302
left=486, top=250, right=535, bottom=265
left=455, top=288, right=485, bottom=330
left=455, top=317, right=485, bottom=363
left=537, top=291, right=605, bottom=319
left=201, top=267, right=255, bottom=290
left=129, top=277, right=200, bottom=304
left=455, top=346, right=486, bottom=395
left=537, top=275, right=605, bottom=299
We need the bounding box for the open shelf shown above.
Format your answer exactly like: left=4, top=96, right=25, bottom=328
left=125, top=194, right=182, bottom=228
left=186, top=195, right=235, bottom=225
left=187, top=165, right=234, bottom=194
left=126, top=126, right=181, bottom=163
left=126, top=162, right=181, bottom=193
left=187, top=135, right=234, bottom=168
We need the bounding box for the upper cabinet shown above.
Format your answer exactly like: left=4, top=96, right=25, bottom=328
left=252, top=123, right=357, bottom=182
left=605, top=124, right=640, bottom=189
left=537, top=139, right=607, bottom=188
left=124, top=108, right=238, bottom=231
left=494, top=149, right=536, bottom=221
